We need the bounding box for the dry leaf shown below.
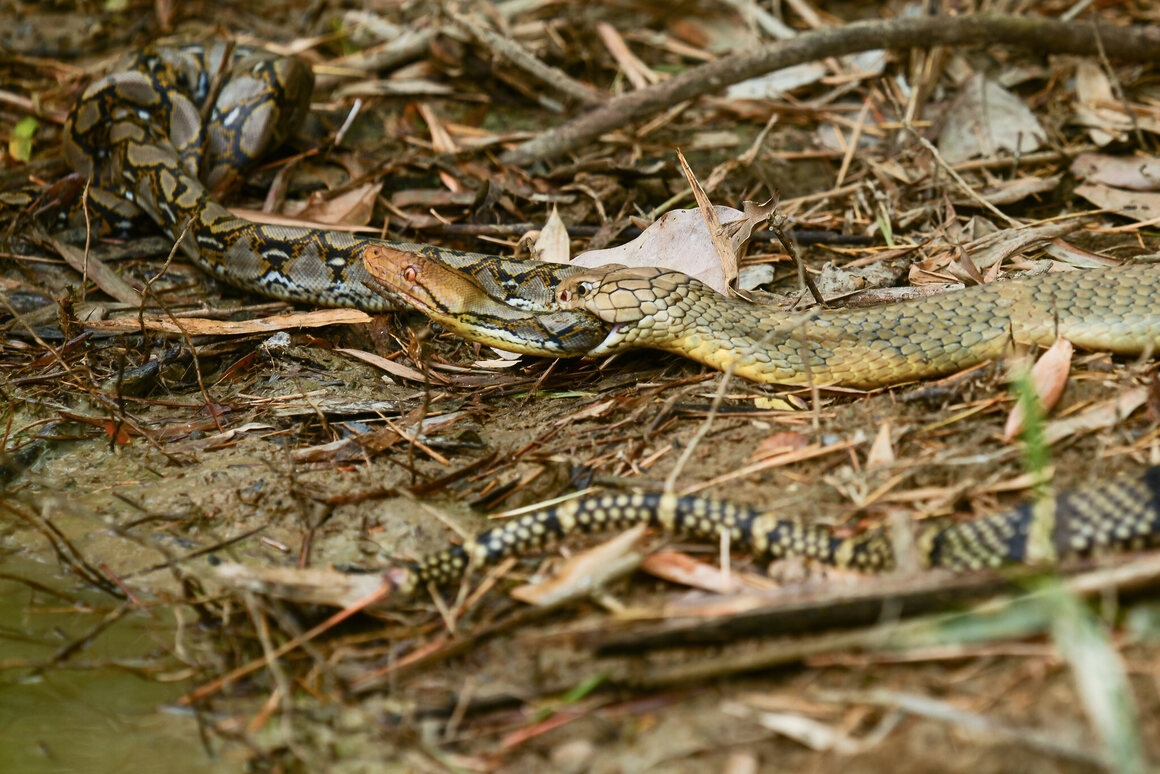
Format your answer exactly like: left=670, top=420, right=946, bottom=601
left=1073, top=61, right=1129, bottom=146
left=284, top=183, right=380, bottom=226
left=336, top=346, right=432, bottom=382
left=1071, top=153, right=1160, bottom=191
left=596, top=22, right=660, bottom=88
left=573, top=205, right=771, bottom=295
left=1041, top=239, right=1119, bottom=268
left=510, top=524, right=647, bottom=606
left=866, top=421, right=895, bottom=468
left=965, top=220, right=1082, bottom=270
left=750, top=431, right=809, bottom=462
left=1043, top=387, right=1147, bottom=445
left=640, top=550, right=767, bottom=594
left=535, top=206, right=572, bottom=264
left=1074, top=182, right=1160, bottom=223
left=938, top=75, right=1045, bottom=163
left=416, top=102, right=457, bottom=153
left=677, top=147, right=737, bottom=286
left=84, top=308, right=372, bottom=336
left=1003, top=338, right=1073, bottom=441
left=216, top=564, right=388, bottom=608
left=977, top=175, right=1061, bottom=205
left=726, top=49, right=885, bottom=99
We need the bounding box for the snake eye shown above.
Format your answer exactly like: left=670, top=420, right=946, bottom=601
left=403, top=266, right=418, bottom=283
left=575, top=284, right=589, bottom=298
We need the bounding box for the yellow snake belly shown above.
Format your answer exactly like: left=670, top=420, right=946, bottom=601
left=555, top=265, right=1160, bottom=388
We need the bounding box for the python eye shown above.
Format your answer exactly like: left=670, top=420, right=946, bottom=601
left=403, top=266, right=418, bottom=283
left=575, top=284, right=588, bottom=298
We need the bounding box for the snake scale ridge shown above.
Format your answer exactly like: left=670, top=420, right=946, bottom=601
left=62, top=43, right=1160, bottom=588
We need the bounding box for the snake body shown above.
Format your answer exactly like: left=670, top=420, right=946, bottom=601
left=63, top=43, right=607, bottom=352
left=391, top=468, right=1160, bottom=592
left=555, top=265, right=1160, bottom=387
left=63, top=44, right=1160, bottom=586
left=365, top=251, right=1160, bottom=389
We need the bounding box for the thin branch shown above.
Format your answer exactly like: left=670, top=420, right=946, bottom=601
left=501, top=14, right=1160, bottom=166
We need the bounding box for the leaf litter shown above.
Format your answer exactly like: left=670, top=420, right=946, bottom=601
left=3, top=3, right=1160, bottom=772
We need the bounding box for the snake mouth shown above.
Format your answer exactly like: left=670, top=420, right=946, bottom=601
left=362, top=276, right=428, bottom=311
left=585, top=323, right=628, bottom=356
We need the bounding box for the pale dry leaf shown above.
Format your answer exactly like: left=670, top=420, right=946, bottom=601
left=1042, top=239, right=1119, bottom=269
left=573, top=206, right=750, bottom=295
left=84, top=308, right=372, bottom=336
left=670, top=12, right=766, bottom=53
left=752, top=713, right=859, bottom=752
left=534, top=205, right=571, bottom=264
left=215, top=563, right=387, bottom=608
left=737, top=264, right=775, bottom=291
left=336, top=347, right=431, bottom=383
left=509, top=523, right=648, bottom=606
left=1071, top=153, right=1160, bottom=191
left=966, top=220, right=1082, bottom=269
left=641, top=550, right=766, bottom=594
left=596, top=22, right=660, bottom=88
left=937, top=75, right=1045, bottom=163
left=677, top=147, right=737, bottom=287
left=285, top=182, right=379, bottom=226
left=726, top=198, right=778, bottom=265
left=340, top=10, right=404, bottom=46
left=473, top=354, right=524, bottom=369
left=1074, top=183, right=1160, bottom=223
left=169, top=422, right=274, bottom=454
left=1003, top=338, right=1073, bottom=441
left=416, top=102, right=457, bottom=153
left=866, top=421, right=895, bottom=468
left=817, top=121, right=883, bottom=153
left=1073, top=61, right=1129, bottom=146
left=230, top=207, right=380, bottom=232
left=977, top=175, right=1061, bottom=206
left=1043, top=387, right=1147, bottom=445
left=334, top=79, right=456, bottom=99
left=726, top=50, right=885, bottom=99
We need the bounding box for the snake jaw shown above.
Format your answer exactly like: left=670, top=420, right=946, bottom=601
left=584, top=323, right=632, bottom=356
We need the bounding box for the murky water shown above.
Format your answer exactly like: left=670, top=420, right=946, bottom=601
left=0, top=555, right=229, bottom=774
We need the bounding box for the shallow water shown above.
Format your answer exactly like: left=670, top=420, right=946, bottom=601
left=0, top=555, right=227, bottom=774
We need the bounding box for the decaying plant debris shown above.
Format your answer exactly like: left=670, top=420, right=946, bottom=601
left=5, top=1, right=1160, bottom=771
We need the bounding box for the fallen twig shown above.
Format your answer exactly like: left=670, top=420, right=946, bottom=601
left=502, top=14, right=1160, bottom=165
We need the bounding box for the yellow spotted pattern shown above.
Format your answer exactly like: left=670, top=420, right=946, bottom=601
left=399, top=469, right=1160, bottom=593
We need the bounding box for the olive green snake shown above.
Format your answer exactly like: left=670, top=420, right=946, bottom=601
left=61, top=43, right=1160, bottom=591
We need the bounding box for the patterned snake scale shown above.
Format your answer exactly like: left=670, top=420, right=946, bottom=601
left=392, top=469, right=1160, bottom=592
left=363, top=248, right=1160, bottom=389
left=63, top=44, right=1160, bottom=589
left=63, top=43, right=607, bottom=354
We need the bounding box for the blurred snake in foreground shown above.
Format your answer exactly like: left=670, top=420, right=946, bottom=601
left=61, top=44, right=1160, bottom=589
